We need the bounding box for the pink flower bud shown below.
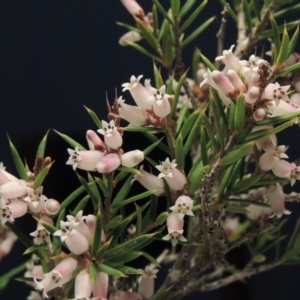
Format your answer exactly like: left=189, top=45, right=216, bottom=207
left=67, top=147, right=104, bottom=171
left=211, top=70, right=237, bottom=98
left=74, top=269, right=93, bottom=298
left=86, top=130, right=105, bottom=151
left=246, top=72, right=259, bottom=89
left=122, top=75, right=152, bottom=110
left=93, top=272, right=109, bottom=299
left=121, top=150, right=144, bottom=167
left=227, top=69, right=246, bottom=92
left=120, top=0, right=144, bottom=18
left=118, top=97, right=148, bottom=126
left=119, top=31, right=142, bottom=46
left=96, top=153, right=121, bottom=173
left=245, top=86, right=259, bottom=104
left=253, top=108, right=266, bottom=121
left=44, top=198, right=60, bottom=215
left=35, top=257, right=77, bottom=298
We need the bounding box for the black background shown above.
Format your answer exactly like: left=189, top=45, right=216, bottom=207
left=0, top=1, right=300, bottom=299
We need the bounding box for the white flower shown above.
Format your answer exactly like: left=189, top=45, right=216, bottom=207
left=24, top=187, right=47, bottom=212
left=264, top=82, right=290, bottom=106
left=147, top=85, right=171, bottom=118
left=259, top=145, right=288, bottom=171
left=98, top=120, right=122, bottom=150
left=0, top=205, right=14, bottom=224
left=155, top=158, right=177, bottom=178
left=169, top=196, right=194, bottom=220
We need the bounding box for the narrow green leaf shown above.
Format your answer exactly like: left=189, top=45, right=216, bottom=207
left=127, top=42, right=163, bottom=63
left=124, top=126, right=163, bottom=133
left=276, top=24, right=290, bottom=67
left=234, top=92, right=245, bottom=131
left=183, top=112, right=202, bottom=156
left=171, top=71, right=187, bottom=118
left=252, top=0, right=261, bottom=21
left=92, top=208, right=102, bottom=258
left=135, top=17, right=160, bottom=53
left=142, top=132, right=170, bottom=154
left=162, top=37, right=174, bottom=69
left=180, top=0, right=207, bottom=32
left=221, top=142, right=254, bottom=165
left=95, top=176, right=110, bottom=197
left=0, top=261, right=28, bottom=293
left=143, top=137, right=164, bottom=156
left=111, top=189, right=157, bottom=210
left=104, top=215, right=123, bottom=231
left=227, top=205, right=248, bottom=214
left=242, top=0, right=252, bottom=31
left=103, top=233, right=158, bottom=260
left=259, top=21, right=298, bottom=40
left=176, top=103, right=190, bottom=135
left=211, top=97, right=225, bottom=149
left=41, top=222, right=58, bottom=234
left=171, top=0, right=180, bottom=14
left=153, top=0, right=174, bottom=24
left=73, top=195, right=90, bottom=215
left=54, top=130, right=86, bottom=151
left=33, top=162, right=53, bottom=189
left=105, top=262, right=142, bottom=275
left=107, top=251, right=142, bottom=264
left=179, top=0, right=196, bottom=18
left=84, top=106, right=102, bottom=129
left=273, top=4, right=300, bottom=19
left=7, top=136, right=29, bottom=181
left=116, top=22, right=141, bottom=34
left=35, top=130, right=49, bottom=159
left=175, top=134, right=184, bottom=170
left=153, top=63, right=164, bottom=89
left=276, top=61, right=300, bottom=76
left=198, top=50, right=216, bottom=71
left=287, top=23, right=299, bottom=58
left=152, top=4, right=159, bottom=38
left=59, top=186, right=85, bottom=211
left=218, top=164, right=235, bottom=198
left=182, top=17, right=215, bottom=46
left=96, top=237, right=112, bottom=261
left=89, top=263, right=98, bottom=280
left=255, top=110, right=300, bottom=126
left=180, top=109, right=200, bottom=140
left=270, top=14, right=281, bottom=61
left=200, top=126, right=209, bottom=166
left=232, top=175, right=262, bottom=194
left=142, top=195, right=158, bottom=230
left=286, top=219, right=300, bottom=251
left=77, top=174, right=100, bottom=210
left=218, top=0, right=237, bottom=21
left=156, top=211, right=169, bottom=225
left=202, top=113, right=219, bottom=153
left=188, top=165, right=210, bottom=194
left=135, top=203, right=143, bottom=235
left=112, top=174, right=134, bottom=206
left=23, top=244, right=47, bottom=255
left=151, top=287, right=172, bottom=300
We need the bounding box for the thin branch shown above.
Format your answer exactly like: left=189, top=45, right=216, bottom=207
left=199, top=261, right=281, bottom=291
left=216, top=3, right=231, bottom=70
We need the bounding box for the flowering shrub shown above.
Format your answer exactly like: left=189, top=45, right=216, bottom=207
left=1, top=1, right=300, bottom=299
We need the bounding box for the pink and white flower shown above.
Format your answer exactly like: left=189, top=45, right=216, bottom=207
left=169, top=195, right=194, bottom=220
left=98, top=120, right=123, bottom=150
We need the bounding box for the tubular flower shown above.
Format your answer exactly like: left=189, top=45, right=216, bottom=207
left=24, top=187, right=47, bottom=213
left=162, top=212, right=187, bottom=247
left=137, top=265, right=159, bottom=300
left=264, top=82, right=290, bottom=106
left=0, top=179, right=26, bottom=200
left=93, top=272, right=109, bottom=299
left=119, top=31, right=142, bottom=46
left=96, top=153, right=121, bottom=173
left=169, top=195, right=194, bottom=220
left=147, top=85, right=171, bottom=118
left=215, top=45, right=240, bottom=71
left=98, top=120, right=123, bottom=150
left=0, top=228, right=17, bottom=259
left=34, top=257, right=78, bottom=298
left=122, top=75, right=151, bottom=110
left=67, top=147, right=104, bottom=171
left=0, top=205, right=14, bottom=224
left=259, top=145, right=288, bottom=171
left=118, top=97, right=148, bottom=126
left=0, top=162, right=18, bottom=185
left=272, top=161, right=300, bottom=186
left=120, top=0, right=144, bottom=18
left=266, top=184, right=291, bottom=218
left=132, top=165, right=164, bottom=195
left=156, top=158, right=187, bottom=190
left=73, top=269, right=94, bottom=299
left=86, top=130, right=105, bottom=151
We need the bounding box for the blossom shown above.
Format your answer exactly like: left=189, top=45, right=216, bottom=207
left=93, top=272, right=109, bottom=299
left=120, top=0, right=144, bottom=18
left=73, top=269, right=93, bottom=299
left=264, top=82, right=290, bottom=106
left=0, top=205, right=14, bottom=224
left=266, top=184, right=291, bottom=218
left=31, top=217, right=52, bottom=246
left=67, top=147, right=104, bottom=171
left=0, top=179, right=26, bottom=200
left=156, top=158, right=187, bottom=190
left=0, top=162, right=18, bottom=185
left=122, top=75, right=151, bottom=110
left=96, top=153, right=121, bottom=173
left=23, top=186, right=47, bottom=213
left=86, top=130, right=105, bottom=151
left=97, top=120, right=123, bottom=150
left=259, top=145, right=288, bottom=171
left=132, top=165, right=164, bottom=195
left=272, top=161, right=300, bottom=186
left=137, top=265, right=159, bottom=300
left=34, top=257, right=77, bottom=298
left=215, top=45, right=240, bottom=71
left=169, top=195, right=194, bottom=220
left=119, top=31, right=142, bottom=46
left=0, top=228, right=17, bottom=259
left=162, top=212, right=187, bottom=247
left=147, top=85, right=171, bottom=118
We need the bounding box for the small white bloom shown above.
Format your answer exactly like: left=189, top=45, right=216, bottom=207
left=169, top=196, right=194, bottom=220
left=24, top=187, right=47, bottom=210
left=98, top=120, right=122, bottom=150
left=155, top=158, right=177, bottom=178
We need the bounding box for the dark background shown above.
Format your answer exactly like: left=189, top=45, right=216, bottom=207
left=0, top=1, right=300, bottom=299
